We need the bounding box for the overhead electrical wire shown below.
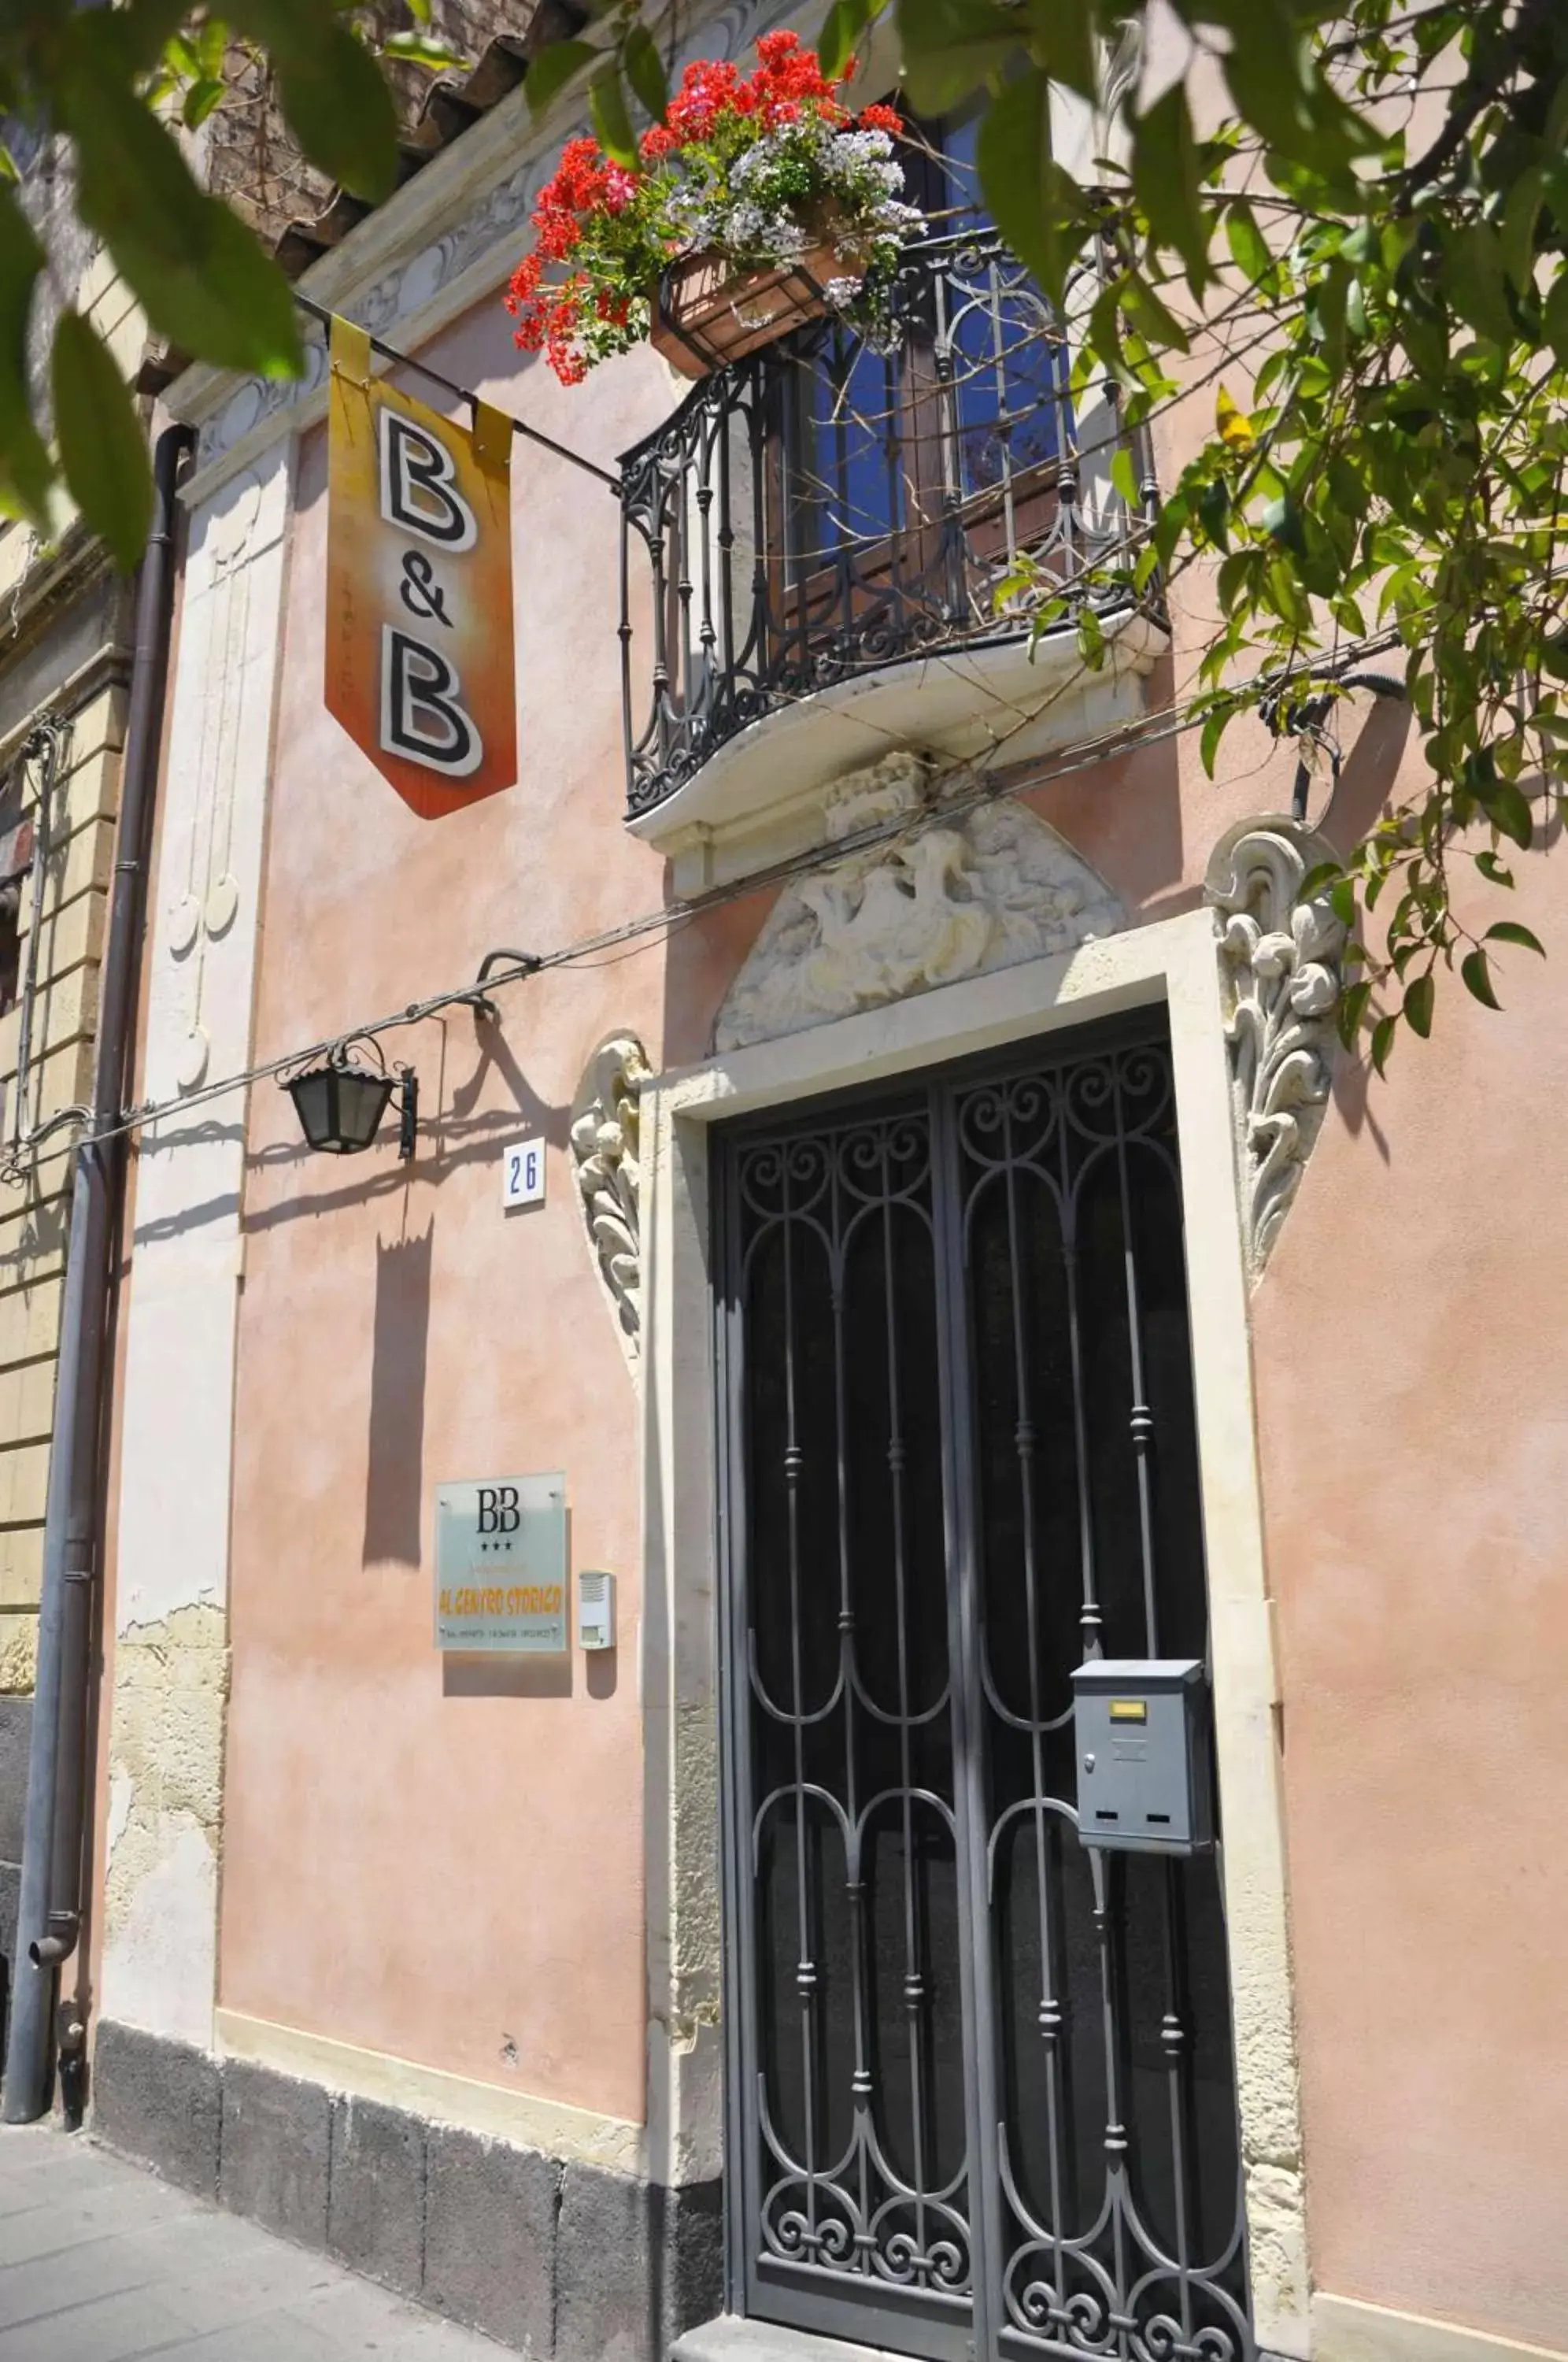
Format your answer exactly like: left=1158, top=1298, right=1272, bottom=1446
left=0, top=621, right=1407, bottom=1186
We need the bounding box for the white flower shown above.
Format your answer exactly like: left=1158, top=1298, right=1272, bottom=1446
left=725, top=202, right=767, bottom=246
left=830, top=128, right=894, bottom=163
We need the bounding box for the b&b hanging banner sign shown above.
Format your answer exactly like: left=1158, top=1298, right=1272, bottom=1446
left=325, top=316, right=516, bottom=820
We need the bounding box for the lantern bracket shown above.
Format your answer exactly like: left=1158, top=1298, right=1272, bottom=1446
left=457, top=946, right=542, bottom=1024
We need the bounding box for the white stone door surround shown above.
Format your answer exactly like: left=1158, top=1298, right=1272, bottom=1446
left=638, top=902, right=1311, bottom=2360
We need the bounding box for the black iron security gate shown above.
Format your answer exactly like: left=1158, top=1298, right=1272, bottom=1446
left=715, top=1019, right=1252, bottom=2362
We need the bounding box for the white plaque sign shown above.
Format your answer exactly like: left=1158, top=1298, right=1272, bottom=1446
left=435, top=1474, right=568, bottom=1652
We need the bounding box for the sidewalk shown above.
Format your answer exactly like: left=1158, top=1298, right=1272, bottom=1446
left=0, top=2123, right=513, bottom=2360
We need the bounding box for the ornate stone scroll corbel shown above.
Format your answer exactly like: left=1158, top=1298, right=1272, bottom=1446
left=569, top=1035, right=652, bottom=1370
left=1205, top=816, right=1347, bottom=1279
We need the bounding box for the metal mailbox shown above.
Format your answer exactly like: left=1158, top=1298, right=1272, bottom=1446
left=1071, top=1658, right=1214, bottom=1856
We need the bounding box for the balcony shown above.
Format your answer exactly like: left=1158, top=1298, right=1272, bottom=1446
left=616, top=229, right=1166, bottom=887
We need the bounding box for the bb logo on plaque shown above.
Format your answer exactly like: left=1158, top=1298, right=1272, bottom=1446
left=435, top=1475, right=568, bottom=1652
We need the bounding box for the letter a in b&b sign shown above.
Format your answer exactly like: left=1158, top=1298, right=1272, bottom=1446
left=325, top=313, right=516, bottom=820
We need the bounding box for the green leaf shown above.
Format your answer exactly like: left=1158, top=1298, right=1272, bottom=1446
left=194, top=17, right=228, bottom=77
left=1441, top=224, right=1516, bottom=350
left=900, top=0, right=1022, bottom=116
left=1122, top=272, right=1189, bottom=353
left=62, top=54, right=304, bottom=379
left=1312, top=259, right=1348, bottom=376
left=590, top=62, right=638, bottom=166
left=1132, top=83, right=1209, bottom=291
left=1300, top=860, right=1343, bottom=899
left=118, top=0, right=190, bottom=72
left=0, top=190, right=54, bottom=527
left=1545, top=69, right=1568, bottom=150
left=51, top=308, right=152, bottom=572
left=1225, top=198, right=1272, bottom=290
left=1200, top=702, right=1235, bottom=777
left=1544, top=269, right=1568, bottom=370
left=1336, top=978, right=1372, bottom=1047
left=1109, top=443, right=1139, bottom=511
left=1024, top=0, right=1096, bottom=100
left=977, top=66, right=1067, bottom=305
left=1370, top=1013, right=1396, bottom=1076
left=222, top=2, right=399, bottom=201
left=1479, top=774, right=1534, bottom=850
left=525, top=38, right=601, bottom=117
left=1261, top=494, right=1307, bottom=557
left=1223, top=27, right=1373, bottom=175
left=622, top=24, right=668, bottom=124
left=380, top=31, right=471, bottom=70
left=1484, top=920, right=1545, bottom=955
left=1196, top=476, right=1230, bottom=548
left=1499, top=165, right=1544, bottom=294
left=182, top=76, right=227, bottom=129
left=1460, top=949, right=1501, bottom=1010
left=1475, top=849, right=1514, bottom=887
left=1403, top=970, right=1434, bottom=1039
left=1076, top=602, right=1106, bottom=669
left=819, top=0, right=889, bottom=82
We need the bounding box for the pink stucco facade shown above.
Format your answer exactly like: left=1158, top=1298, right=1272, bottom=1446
left=1254, top=857, right=1568, bottom=2348
left=85, top=72, right=1568, bottom=2362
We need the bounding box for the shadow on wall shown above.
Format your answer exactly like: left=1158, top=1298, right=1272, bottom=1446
left=363, top=1221, right=433, bottom=1568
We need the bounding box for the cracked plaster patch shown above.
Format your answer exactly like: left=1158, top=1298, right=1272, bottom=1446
left=103, top=1600, right=230, bottom=1940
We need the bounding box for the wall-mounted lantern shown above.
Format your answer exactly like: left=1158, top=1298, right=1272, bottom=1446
left=282, top=1038, right=418, bottom=1158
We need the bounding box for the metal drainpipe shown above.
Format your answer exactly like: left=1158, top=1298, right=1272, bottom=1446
left=12, top=716, right=66, bottom=1153
left=2, top=422, right=193, bottom=2123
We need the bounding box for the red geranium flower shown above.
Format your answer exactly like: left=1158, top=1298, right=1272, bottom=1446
left=506, top=32, right=915, bottom=383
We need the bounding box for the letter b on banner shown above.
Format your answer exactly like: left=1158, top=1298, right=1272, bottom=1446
left=325, top=316, right=516, bottom=820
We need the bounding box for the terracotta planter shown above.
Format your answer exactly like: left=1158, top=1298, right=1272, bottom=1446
left=650, top=213, right=868, bottom=379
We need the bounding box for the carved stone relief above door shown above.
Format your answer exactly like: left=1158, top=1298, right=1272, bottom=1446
left=714, top=756, right=1125, bottom=1052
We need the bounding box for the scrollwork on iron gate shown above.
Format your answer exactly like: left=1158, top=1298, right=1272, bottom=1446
left=719, top=1031, right=1253, bottom=2362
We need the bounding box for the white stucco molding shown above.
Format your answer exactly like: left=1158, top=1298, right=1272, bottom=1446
left=638, top=906, right=1311, bottom=2356
left=102, top=443, right=295, bottom=2053
left=635, top=613, right=1166, bottom=896
left=1205, top=813, right=1347, bottom=1281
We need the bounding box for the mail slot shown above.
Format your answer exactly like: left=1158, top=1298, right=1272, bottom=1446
left=1071, top=1658, right=1214, bottom=1856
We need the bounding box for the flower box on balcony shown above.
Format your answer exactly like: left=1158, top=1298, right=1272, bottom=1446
left=505, top=33, right=918, bottom=386
left=652, top=218, right=868, bottom=379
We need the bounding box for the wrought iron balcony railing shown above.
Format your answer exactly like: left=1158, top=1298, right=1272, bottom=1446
left=617, top=230, right=1157, bottom=821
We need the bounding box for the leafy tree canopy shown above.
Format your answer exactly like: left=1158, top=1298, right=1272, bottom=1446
left=2, top=0, right=1564, bottom=1053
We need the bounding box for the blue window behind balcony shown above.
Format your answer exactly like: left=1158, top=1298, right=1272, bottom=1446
left=617, top=107, right=1151, bottom=820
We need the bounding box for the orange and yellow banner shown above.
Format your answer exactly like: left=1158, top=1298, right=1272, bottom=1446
left=325, top=317, right=516, bottom=820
